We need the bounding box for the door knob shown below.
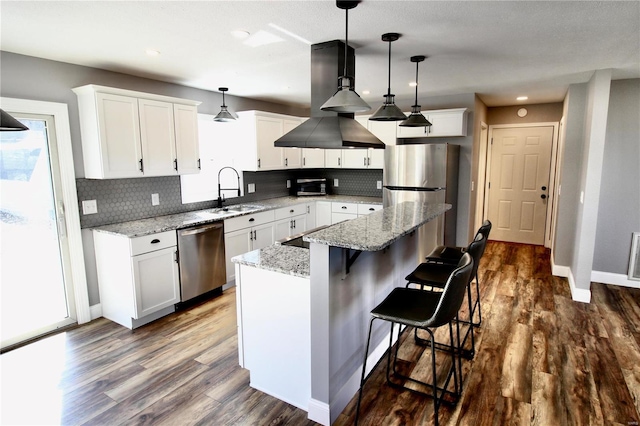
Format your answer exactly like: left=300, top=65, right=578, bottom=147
left=541, top=186, right=547, bottom=191
left=541, top=194, right=547, bottom=199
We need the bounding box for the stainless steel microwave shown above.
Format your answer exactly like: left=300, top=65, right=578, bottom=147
left=296, top=178, right=327, bottom=196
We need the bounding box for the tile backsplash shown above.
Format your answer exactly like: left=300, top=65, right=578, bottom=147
left=77, top=168, right=383, bottom=228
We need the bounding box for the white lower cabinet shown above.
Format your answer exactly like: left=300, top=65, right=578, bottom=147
left=224, top=211, right=276, bottom=282
left=93, top=230, right=180, bottom=329
left=316, top=201, right=332, bottom=226
left=330, top=202, right=382, bottom=224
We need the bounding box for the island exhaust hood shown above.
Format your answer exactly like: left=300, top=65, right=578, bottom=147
left=274, top=40, right=384, bottom=149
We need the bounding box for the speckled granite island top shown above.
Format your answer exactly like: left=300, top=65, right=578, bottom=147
left=304, top=201, right=451, bottom=251
left=92, top=195, right=381, bottom=237
left=232, top=245, right=310, bottom=278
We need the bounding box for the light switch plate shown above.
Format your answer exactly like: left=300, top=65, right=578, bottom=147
left=334, top=179, right=339, bottom=187
left=248, top=183, right=255, bottom=193
left=82, top=199, right=98, bottom=215
left=152, top=193, right=160, bottom=206
left=377, top=180, right=382, bottom=189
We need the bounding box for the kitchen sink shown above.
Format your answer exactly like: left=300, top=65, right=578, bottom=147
left=219, top=205, right=262, bottom=213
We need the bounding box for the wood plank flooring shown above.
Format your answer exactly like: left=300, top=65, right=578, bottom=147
left=1, top=241, right=639, bottom=425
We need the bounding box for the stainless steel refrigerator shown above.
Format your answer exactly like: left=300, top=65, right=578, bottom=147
left=383, top=143, right=459, bottom=247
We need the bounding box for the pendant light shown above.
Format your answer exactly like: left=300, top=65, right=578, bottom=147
left=320, top=1, right=370, bottom=113
left=0, top=109, right=29, bottom=131
left=399, top=55, right=432, bottom=127
left=369, top=33, right=407, bottom=121
left=213, top=87, right=238, bottom=122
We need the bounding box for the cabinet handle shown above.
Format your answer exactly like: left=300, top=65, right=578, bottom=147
left=249, top=218, right=255, bottom=222
left=367, top=157, right=371, bottom=166
left=258, top=158, right=261, bottom=168
left=293, top=220, right=296, bottom=229
left=174, top=250, right=179, bottom=263
left=253, top=230, right=257, bottom=240
left=197, top=158, right=201, bottom=170
left=174, top=159, right=178, bottom=171
left=369, top=207, right=375, bottom=211
left=290, top=220, right=293, bottom=229
left=285, top=158, right=288, bottom=167
left=139, top=159, right=144, bottom=173
left=151, top=239, right=160, bottom=244
left=307, top=206, right=310, bottom=214
left=338, top=157, right=341, bottom=166
left=249, top=230, right=253, bottom=241
left=342, top=206, right=347, bottom=209
left=290, top=209, right=295, bottom=213
left=364, top=157, right=367, bottom=166
left=303, top=158, right=306, bottom=166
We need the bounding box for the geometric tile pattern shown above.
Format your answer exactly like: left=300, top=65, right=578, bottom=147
left=77, top=168, right=383, bottom=228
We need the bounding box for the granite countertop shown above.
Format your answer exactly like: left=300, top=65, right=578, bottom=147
left=232, top=245, right=310, bottom=278
left=232, top=201, right=450, bottom=275
left=92, top=195, right=382, bottom=237
left=304, top=201, right=451, bottom=251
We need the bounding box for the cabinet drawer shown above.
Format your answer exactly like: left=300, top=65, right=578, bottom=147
left=331, top=202, right=357, bottom=214
left=331, top=212, right=357, bottom=224
left=130, top=231, right=177, bottom=256
left=275, top=204, right=307, bottom=220
left=357, top=203, right=383, bottom=215
left=224, top=210, right=275, bottom=233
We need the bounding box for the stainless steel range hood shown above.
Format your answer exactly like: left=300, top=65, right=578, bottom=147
left=275, top=40, right=384, bottom=149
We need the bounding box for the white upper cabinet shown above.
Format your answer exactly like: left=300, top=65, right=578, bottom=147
left=325, top=150, right=343, bottom=168
left=73, top=85, right=201, bottom=179
left=396, top=108, right=468, bottom=139
left=283, top=118, right=303, bottom=169
left=255, top=114, right=285, bottom=170
left=302, top=148, right=325, bottom=168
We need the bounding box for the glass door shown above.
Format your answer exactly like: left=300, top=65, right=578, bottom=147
left=1, top=113, right=76, bottom=350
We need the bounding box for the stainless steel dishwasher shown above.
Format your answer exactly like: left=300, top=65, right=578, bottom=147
left=177, top=222, right=226, bottom=302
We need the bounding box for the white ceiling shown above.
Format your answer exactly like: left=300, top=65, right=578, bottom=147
left=1, top=1, right=639, bottom=109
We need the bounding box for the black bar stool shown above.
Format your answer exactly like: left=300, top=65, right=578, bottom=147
left=425, top=220, right=492, bottom=327
left=405, top=233, right=487, bottom=360
left=355, top=253, right=473, bottom=426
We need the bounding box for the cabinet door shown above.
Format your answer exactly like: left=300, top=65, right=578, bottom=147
left=342, top=149, right=368, bottom=169
left=252, top=222, right=275, bottom=250
left=316, top=201, right=332, bottom=226
left=132, top=246, right=180, bottom=319
left=274, top=218, right=293, bottom=241
left=306, top=203, right=316, bottom=229
left=284, top=148, right=302, bottom=168
left=396, top=120, right=430, bottom=138
left=368, top=120, right=397, bottom=146
left=138, top=99, right=177, bottom=176
left=256, top=116, right=285, bottom=170
left=96, top=92, right=143, bottom=178
left=302, top=148, right=325, bottom=168
left=331, top=212, right=358, bottom=224
left=225, top=228, right=252, bottom=282
left=428, top=111, right=468, bottom=137
left=325, top=150, right=342, bottom=168
left=174, top=103, right=201, bottom=174
left=368, top=148, right=385, bottom=169
left=291, top=214, right=307, bottom=234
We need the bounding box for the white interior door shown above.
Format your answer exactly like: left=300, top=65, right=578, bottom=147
left=1, top=113, right=77, bottom=349
left=487, top=126, right=554, bottom=245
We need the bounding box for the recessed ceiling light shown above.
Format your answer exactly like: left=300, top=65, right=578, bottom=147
left=268, top=23, right=312, bottom=45
left=231, top=30, right=250, bottom=40
left=517, top=96, right=528, bottom=101
left=409, top=82, right=417, bottom=87
left=145, top=49, right=160, bottom=57
left=362, top=90, right=370, bottom=95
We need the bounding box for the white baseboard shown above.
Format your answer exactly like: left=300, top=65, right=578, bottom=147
left=89, top=303, right=102, bottom=320
left=551, top=253, right=570, bottom=277
left=591, top=270, right=640, bottom=289
left=308, top=399, right=330, bottom=426
left=568, top=269, right=591, bottom=303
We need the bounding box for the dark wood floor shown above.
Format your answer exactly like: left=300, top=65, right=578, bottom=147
left=1, top=241, right=639, bottom=425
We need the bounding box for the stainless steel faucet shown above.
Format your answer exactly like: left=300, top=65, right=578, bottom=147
left=217, top=166, right=241, bottom=208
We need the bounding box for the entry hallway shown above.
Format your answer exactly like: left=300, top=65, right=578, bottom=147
left=1, top=242, right=639, bottom=425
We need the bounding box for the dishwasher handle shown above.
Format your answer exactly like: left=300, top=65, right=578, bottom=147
left=179, top=222, right=224, bottom=236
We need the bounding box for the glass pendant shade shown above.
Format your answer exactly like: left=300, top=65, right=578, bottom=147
left=0, top=109, right=29, bottom=131
left=370, top=33, right=406, bottom=122
left=320, top=2, right=371, bottom=114
left=213, top=87, right=238, bottom=122
left=321, top=76, right=371, bottom=113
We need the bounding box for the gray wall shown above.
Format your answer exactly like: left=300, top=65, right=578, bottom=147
left=0, top=51, right=309, bottom=178
left=553, top=84, right=587, bottom=267
left=593, top=79, right=640, bottom=274
left=487, top=103, right=563, bottom=125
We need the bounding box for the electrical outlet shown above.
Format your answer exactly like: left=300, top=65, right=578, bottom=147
left=248, top=183, right=256, bottom=193
left=580, top=191, right=584, bottom=204
left=152, top=193, right=160, bottom=206
left=334, top=179, right=339, bottom=187
left=286, top=180, right=291, bottom=189
left=377, top=180, right=382, bottom=190
left=82, top=200, right=98, bottom=215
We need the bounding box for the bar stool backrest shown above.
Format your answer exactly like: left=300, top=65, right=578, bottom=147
left=466, top=233, right=487, bottom=282
left=477, top=220, right=492, bottom=257
left=425, top=253, right=473, bottom=328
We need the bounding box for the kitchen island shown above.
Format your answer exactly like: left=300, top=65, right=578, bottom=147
left=232, top=201, right=450, bottom=425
